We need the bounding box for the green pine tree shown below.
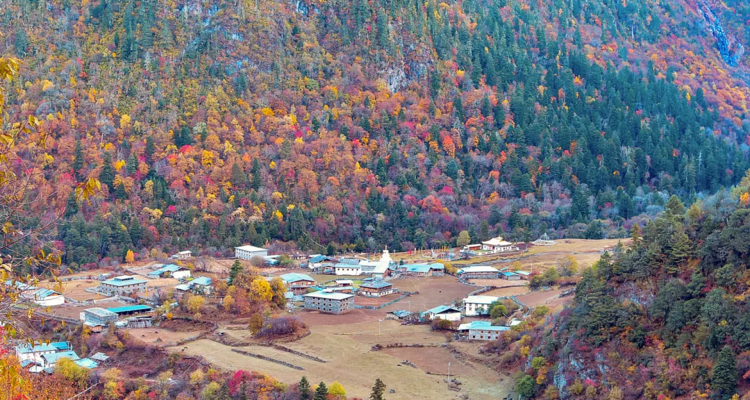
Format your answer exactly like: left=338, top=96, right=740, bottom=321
left=229, top=260, right=243, bottom=285
left=145, top=136, right=155, bottom=165
left=129, top=218, right=143, bottom=247
left=369, top=378, right=386, bottom=400
left=712, top=346, right=737, bottom=399
left=299, top=376, right=311, bottom=400
left=73, top=140, right=84, bottom=180
left=99, top=152, right=115, bottom=190
left=313, top=382, right=328, bottom=400
left=251, top=158, right=262, bottom=190
left=65, top=191, right=79, bottom=217
left=231, top=162, right=248, bottom=188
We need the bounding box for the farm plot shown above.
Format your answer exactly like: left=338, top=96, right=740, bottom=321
left=128, top=327, right=203, bottom=347
left=40, top=279, right=102, bottom=301
left=384, top=275, right=475, bottom=312
left=481, top=286, right=531, bottom=297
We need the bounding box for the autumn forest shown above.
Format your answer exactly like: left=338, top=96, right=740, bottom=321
left=2, top=0, right=749, bottom=272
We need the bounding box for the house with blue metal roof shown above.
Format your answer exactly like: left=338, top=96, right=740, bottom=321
left=106, top=305, right=152, bottom=316
left=386, top=310, right=413, bottom=320
left=358, top=280, right=394, bottom=297
left=5, top=280, right=65, bottom=306
left=457, top=320, right=510, bottom=341
left=41, top=350, right=80, bottom=367
left=74, top=358, right=99, bottom=369
left=421, top=305, right=462, bottom=322
left=500, top=271, right=521, bottom=281
left=174, top=276, right=213, bottom=297
left=147, top=264, right=190, bottom=280
left=15, top=342, right=59, bottom=366
left=397, top=263, right=446, bottom=276
left=274, top=273, right=316, bottom=295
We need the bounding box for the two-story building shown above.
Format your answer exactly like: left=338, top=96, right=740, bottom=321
left=463, top=295, right=500, bottom=316
left=358, top=280, right=394, bottom=297
left=234, top=245, right=268, bottom=260
left=81, top=307, right=119, bottom=331
left=15, top=342, right=69, bottom=366
left=275, top=273, right=316, bottom=295
left=458, top=320, right=510, bottom=341
left=99, top=275, right=148, bottom=296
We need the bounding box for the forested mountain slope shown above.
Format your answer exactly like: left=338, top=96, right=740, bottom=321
left=2, top=0, right=750, bottom=271
left=519, top=178, right=750, bottom=399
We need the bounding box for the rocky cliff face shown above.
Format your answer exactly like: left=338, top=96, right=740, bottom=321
left=698, top=1, right=745, bottom=66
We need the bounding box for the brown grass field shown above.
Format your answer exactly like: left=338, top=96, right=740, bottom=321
left=482, top=286, right=531, bottom=297
left=354, top=295, right=400, bottom=307
left=467, top=278, right=528, bottom=287
left=516, top=288, right=568, bottom=308
left=127, top=327, right=204, bottom=347
left=174, top=321, right=511, bottom=400
left=385, top=275, right=475, bottom=312
left=41, top=280, right=102, bottom=301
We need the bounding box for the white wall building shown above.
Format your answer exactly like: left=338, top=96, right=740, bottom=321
left=333, top=263, right=362, bottom=276
left=171, top=250, right=192, bottom=260
left=463, top=295, right=500, bottom=316
left=481, top=237, right=519, bottom=253
left=235, top=245, right=269, bottom=260
left=422, top=305, right=462, bottom=322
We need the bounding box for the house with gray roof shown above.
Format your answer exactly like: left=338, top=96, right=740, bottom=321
left=397, top=263, right=445, bottom=276
left=303, top=291, right=354, bottom=314
left=100, top=275, right=148, bottom=295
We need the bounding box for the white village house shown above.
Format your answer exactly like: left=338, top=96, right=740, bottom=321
left=421, top=305, right=462, bottom=322
left=458, top=320, right=510, bottom=341
left=481, top=237, right=519, bottom=253
left=360, top=248, right=393, bottom=279
left=463, top=295, right=500, bottom=316
left=170, top=250, right=193, bottom=260
left=235, top=245, right=268, bottom=260
left=333, top=260, right=362, bottom=276
left=5, top=280, right=65, bottom=306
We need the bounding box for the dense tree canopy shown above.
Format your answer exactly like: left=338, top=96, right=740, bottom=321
left=0, top=0, right=748, bottom=272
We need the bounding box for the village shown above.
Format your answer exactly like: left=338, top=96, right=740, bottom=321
left=5, top=236, right=623, bottom=399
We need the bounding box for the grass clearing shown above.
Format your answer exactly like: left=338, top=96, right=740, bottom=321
left=175, top=321, right=511, bottom=400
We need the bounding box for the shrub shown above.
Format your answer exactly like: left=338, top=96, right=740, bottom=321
left=257, top=316, right=305, bottom=337
left=431, top=319, right=454, bottom=331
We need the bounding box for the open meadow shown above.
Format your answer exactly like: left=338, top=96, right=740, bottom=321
left=173, top=321, right=511, bottom=400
